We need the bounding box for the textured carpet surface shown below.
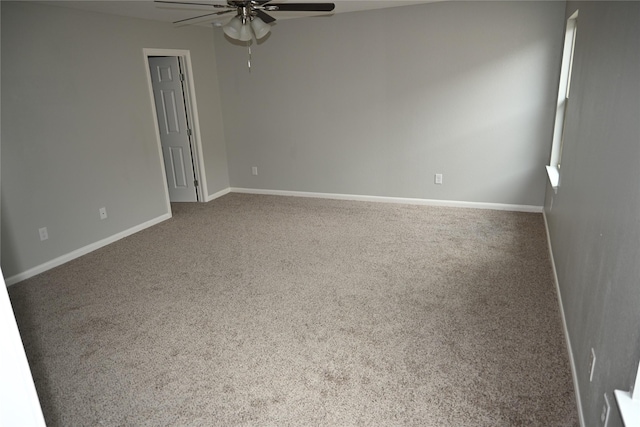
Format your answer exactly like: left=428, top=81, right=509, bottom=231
left=9, top=194, right=578, bottom=426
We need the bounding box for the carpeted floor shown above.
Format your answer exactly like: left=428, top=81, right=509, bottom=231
left=8, top=193, right=578, bottom=426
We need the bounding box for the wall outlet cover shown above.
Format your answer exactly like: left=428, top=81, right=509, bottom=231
left=601, top=393, right=610, bottom=426
left=38, top=227, right=48, bottom=241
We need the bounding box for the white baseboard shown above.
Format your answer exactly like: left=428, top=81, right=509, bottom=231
left=230, top=188, right=543, bottom=213
left=4, top=189, right=541, bottom=287
left=5, top=213, right=172, bottom=287
left=543, top=211, right=585, bottom=427
left=205, top=187, right=231, bottom=202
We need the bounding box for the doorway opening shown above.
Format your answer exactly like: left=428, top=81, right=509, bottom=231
left=143, top=49, right=208, bottom=205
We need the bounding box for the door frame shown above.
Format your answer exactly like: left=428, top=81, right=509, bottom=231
left=143, top=48, right=208, bottom=206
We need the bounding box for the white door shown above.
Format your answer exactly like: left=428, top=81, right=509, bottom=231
left=148, top=56, right=199, bottom=202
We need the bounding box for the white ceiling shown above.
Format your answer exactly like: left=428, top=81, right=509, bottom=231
left=41, top=0, right=438, bottom=26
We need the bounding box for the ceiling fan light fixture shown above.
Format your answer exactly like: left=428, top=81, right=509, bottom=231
left=250, top=17, right=271, bottom=39
left=223, top=16, right=243, bottom=39
left=238, top=21, right=253, bottom=41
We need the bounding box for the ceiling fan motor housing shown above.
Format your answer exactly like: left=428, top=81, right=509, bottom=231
left=156, top=0, right=336, bottom=41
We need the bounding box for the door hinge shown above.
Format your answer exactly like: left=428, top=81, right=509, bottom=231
left=187, top=128, right=192, bottom=137
left=180, top=73, right=185, bottom=82
left=194, top=180, right=199, bottom=187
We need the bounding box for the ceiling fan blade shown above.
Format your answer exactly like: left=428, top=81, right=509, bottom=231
left=173, top=9, right=234, bottom=26
left=155, top=1, right=231, bottom=9
left=265, top=3, right=335, bottom=12
left=256, top=9, right=276, bottom=24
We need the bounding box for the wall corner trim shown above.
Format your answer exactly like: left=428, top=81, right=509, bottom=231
left=543, top=211, right=586, bottom=427
left=5, top=213, right=172, bottom=287
left=229, top=188, right=543, bottom=213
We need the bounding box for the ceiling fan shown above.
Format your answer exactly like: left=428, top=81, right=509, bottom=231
left=155, top=1, right=336, bottom=42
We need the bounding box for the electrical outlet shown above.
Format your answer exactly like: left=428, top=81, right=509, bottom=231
left=601, top=393, right=610, bottom=426
left=589, top=348, right=596, bottom=382
left=99, top=207, right=108, bottom=220
left=38, top=227, right=48, bottom=241
left=435, top=174, right=443, bottom=185
left=252, top=166, right=258, bottom=176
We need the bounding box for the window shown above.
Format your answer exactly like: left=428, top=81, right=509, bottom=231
left=547, top=10, right=579, bottom=191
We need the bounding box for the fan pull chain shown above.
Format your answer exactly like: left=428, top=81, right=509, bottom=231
left=247, top=45, right=252, bottom=73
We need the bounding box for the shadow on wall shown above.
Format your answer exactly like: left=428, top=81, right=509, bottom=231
left=1, top=191, right=23, bottom=278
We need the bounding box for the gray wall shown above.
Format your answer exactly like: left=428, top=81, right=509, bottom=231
left=1, top=2, right=229, bottom=278
left=544, top=2, right=640, bottom=426
left=215, top=1, right=565, bottom=206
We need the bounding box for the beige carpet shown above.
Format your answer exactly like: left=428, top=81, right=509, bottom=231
left=9, top=193, right=578, bottom=426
